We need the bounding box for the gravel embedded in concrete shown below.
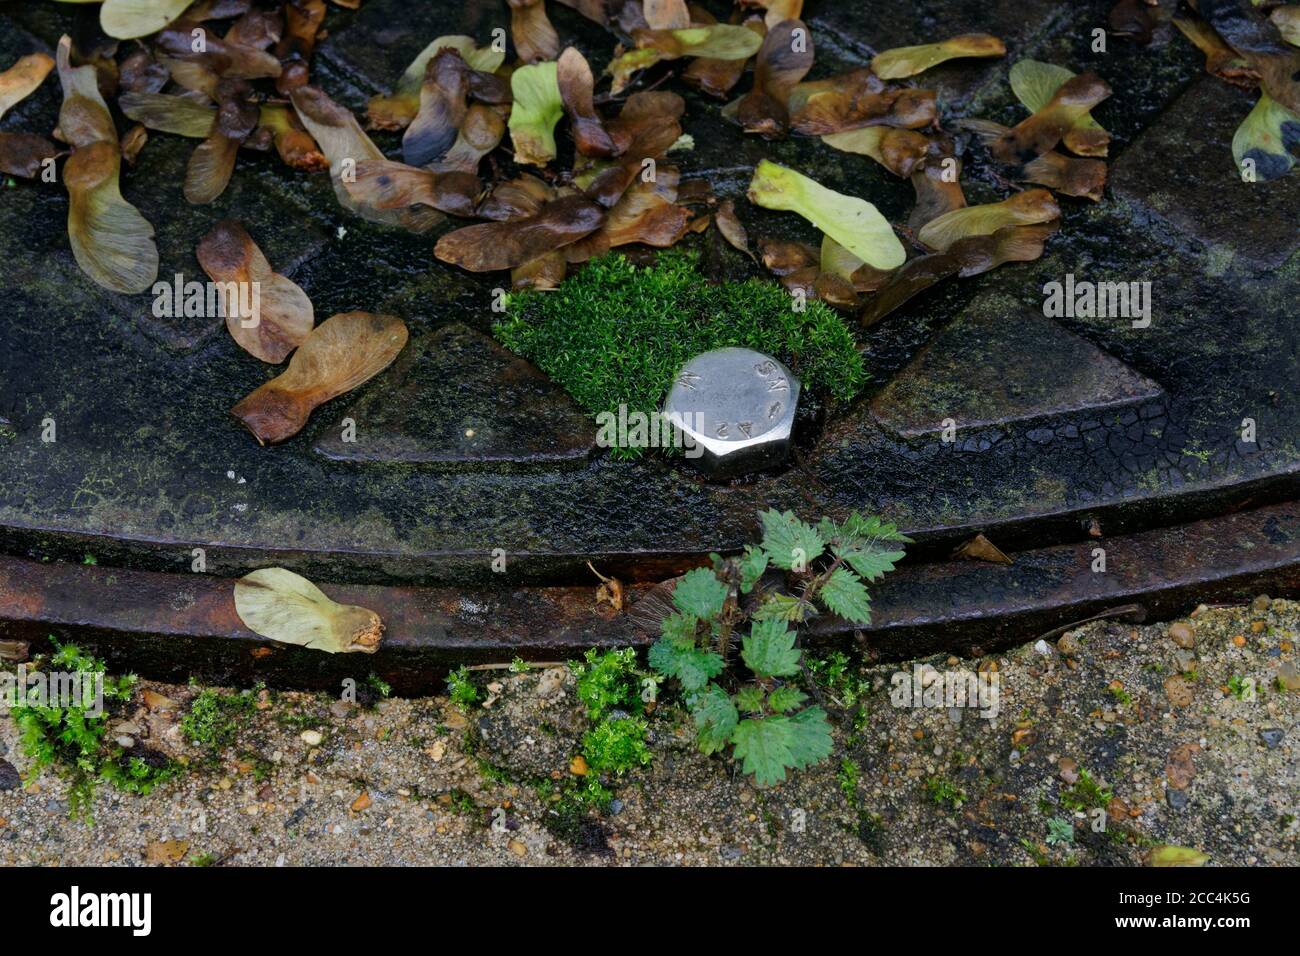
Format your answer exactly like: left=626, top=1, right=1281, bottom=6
left=0, top=599, right=1296, bottom=866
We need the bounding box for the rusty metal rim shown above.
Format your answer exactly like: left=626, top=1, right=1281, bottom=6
left=2, top=500, right=1299, bottom=694
left=1, top=464, right=1297, bottom=589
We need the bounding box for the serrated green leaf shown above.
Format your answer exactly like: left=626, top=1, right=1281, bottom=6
left=738, top=545, right=768, bottom=594
left=819, top=566, right=872, bottom=624
left=752, top=592, right=810, bottom=623
left=758, top=509, right=825, bottom=571
left=648, top=637, right=723, bottom=692
left=672, top=567, right=729, bottom=620
left=767, top=685, right=807, bottom=714
left=786, top=706, right=833, bottom=769
left=742, top=617, right=802, bottom=678
left=731, top=716, right=797, bottom=788
left=835, top=512, right=913, bottom=548
left=733, top=686, right=766, bottom=712
left=832, top=513, right=909, bottom=581
left=835, top=545, right=906, bottom=582
left=691, top=683, right=738, bottom=755
left=659, top=611, right=698, bottom=646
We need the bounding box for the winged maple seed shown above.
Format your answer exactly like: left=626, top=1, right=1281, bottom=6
left=343, top=160, right=482, bottom=216
left=822, top=126, right=931, bottom=178
left=402, top=48, right=473, bottom=168
left=992, top=71, right=1112, bottom=164
left=732, top=18, right=814, bottom=138
left=186, top=78, right=262, bottom=204
left=231, top=312, right=408, bottom=444
left=508, top=0, right=561, bottom=64
left=291, top=85, right=443, bottom=232
left=0, top=52, right=54, bottom=122
left=508, top=60, right=564, bottom=166
left=0, top=132, right=60, bottom=179
left=1009, top=59, right=1111, bottom=158
left=682, top=11, right=763, bottom=98
left=366, top=35, right=504, bottom=130
left=608, top=23, right=763, bottom=93
left=916, top=189, right=1061, bottom=252
left=870, top=33, right=1006, bottom=80
left=787, top=68, right=936, bottom=135
left=196, top=219, right=314, bottom=363
left=56, top=36, right=159, bottom=295
left=557, top=47, right=618, bottom=157
left=435, top=194, right=607, bottom=272
left=234, top=567, right=384, bottom=654
left=564, top=166, right=693, bottom=262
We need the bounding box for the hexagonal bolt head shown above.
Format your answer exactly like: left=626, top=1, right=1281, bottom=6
left=662, top=347, right=800, bottom=480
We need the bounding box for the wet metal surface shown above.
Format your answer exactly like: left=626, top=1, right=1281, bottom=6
left=0, top=1, right=1299, bottom=674
left=313, top=323, right=596, bottom=468
left=2, top=501, right=1298, bottom=692
left=663, top=348, right=799, bottom=479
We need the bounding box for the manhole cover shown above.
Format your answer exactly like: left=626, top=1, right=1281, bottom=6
left=1, top=0, right=1298, bottom=685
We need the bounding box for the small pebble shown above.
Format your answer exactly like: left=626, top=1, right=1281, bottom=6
left=1258, top=728, right=1284, bottom=750
left=1057, top=757, right=1079, bottom=784
left=1168, top=622, right=1195, bottom=649
left=1163, top=675, right=1194, bottom=707
left=300, top=730, right=323, bottom=747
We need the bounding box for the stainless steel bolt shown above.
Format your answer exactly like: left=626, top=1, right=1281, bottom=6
left=663, top=347, right=800, bottom=479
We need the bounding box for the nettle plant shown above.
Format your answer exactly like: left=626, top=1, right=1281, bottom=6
left=649, top=509, right=910, bottom=787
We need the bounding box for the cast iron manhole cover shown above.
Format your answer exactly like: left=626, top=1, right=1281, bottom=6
left=1, top=0, right=1298, bottom=689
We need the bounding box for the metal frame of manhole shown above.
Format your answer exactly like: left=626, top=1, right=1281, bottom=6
left=2, top=500, right=1299, bottom=695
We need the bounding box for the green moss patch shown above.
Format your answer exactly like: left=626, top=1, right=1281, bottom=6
left=494, top=250, right=865, bottom=454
